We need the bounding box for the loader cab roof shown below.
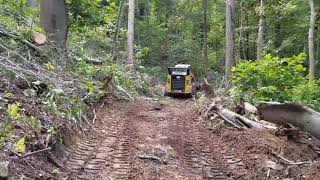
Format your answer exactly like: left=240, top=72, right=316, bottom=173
left=168, top=64, right=191, bottom=76
left=174, top=64, right=191, bottom=69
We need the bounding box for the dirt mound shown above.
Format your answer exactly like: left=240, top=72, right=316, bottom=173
left=216, top=127, right=320, bottom=179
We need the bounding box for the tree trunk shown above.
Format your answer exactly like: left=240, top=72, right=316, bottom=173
left=113, top=0, right=126, bottom=60
left=202, top=0, right=209, bottom=74
left=127, top=0, right=135, bottom=64
left=40, top=0, right=68, bottom=47
left=237, top=1, right=244, bottom=62
left=225, top=0, right=235, bottom=85
left=257, top=0, right=264, bottom=60
left=308, top=0, right=316, bottom=79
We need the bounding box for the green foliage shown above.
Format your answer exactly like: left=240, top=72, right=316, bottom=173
left=66, top=0, right=116, bottom=34
left=14, top=137, right=26, bottom=153
left=8, top=102, right=21, bottom=119
left=231, top=53, right=320, bottom=110
left=0, top=120, right=14, bottom=146
left=28, top=117, right=42, bottom=132
left=291, top=80, right=320, bottom=110
left=88, top=81, right=95, bottom=95
left=0, top=0, right=41, bottom=37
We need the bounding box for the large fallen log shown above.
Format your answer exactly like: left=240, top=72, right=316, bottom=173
left=257, top=102, right=320, bottom=139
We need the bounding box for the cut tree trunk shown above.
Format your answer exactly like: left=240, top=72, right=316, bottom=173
left=32, top=32, right=47, bottom=46
left=257, top=102, right=320, bottom=139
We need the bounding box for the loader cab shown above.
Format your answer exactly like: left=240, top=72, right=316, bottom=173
left=165, top=64, right=195, bottom=97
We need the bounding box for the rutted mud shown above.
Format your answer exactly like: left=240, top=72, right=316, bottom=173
left=64, top=98, right=247, bottom=179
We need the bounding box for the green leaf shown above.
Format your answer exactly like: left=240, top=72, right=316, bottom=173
left=15, top=138, right=26, bottom=153
left=88, top=81, right=95, bottom=95
left=8, top=102, right=21, bottom=119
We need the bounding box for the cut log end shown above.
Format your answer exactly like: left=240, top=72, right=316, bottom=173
left=32, top=32, right=47, bottom=46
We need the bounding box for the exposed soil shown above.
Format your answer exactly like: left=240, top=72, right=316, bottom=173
left=63, top=97, right=248, bottom=179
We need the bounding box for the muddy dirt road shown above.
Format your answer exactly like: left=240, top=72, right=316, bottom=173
left=64, top=98, right=247, bottom=179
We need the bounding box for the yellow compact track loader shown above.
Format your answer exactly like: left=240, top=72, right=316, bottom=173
left=164, top=64, right=196, bottom=97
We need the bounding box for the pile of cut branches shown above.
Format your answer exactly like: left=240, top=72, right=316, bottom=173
left=200, top=95, right=320, bottom=140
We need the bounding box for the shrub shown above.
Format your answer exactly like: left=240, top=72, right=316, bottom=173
left=230, top=53, right=320, bottom=111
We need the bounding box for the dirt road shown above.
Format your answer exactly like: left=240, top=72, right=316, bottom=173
left=64, top=97, right=247, bottom=179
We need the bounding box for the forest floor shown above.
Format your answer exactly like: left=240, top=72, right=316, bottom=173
left=60, top=97, right=320, bottom=180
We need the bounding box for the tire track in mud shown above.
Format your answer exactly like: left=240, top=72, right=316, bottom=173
left=65, top=115, right=133, bottom=180
left=183, top=123, right=248, bottom=179
left=64, top=98, right=247, bottom=179
left=169, top=102, right=247, bottom=179
left=105, top=118, right=133, bottom=180
left=179, top=120, right=229, bottom=179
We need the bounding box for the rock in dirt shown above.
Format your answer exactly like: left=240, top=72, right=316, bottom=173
left=23, top=89, right=36, bottom=97
left=0, top=161, right=9, bottom=179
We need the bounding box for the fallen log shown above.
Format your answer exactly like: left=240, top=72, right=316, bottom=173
left=215, top=111, right=244, bottom=128
left=218, top=108, right=277, bottom=129
left=204, top=97, right=276, bottom=129
left=257, top=102, right=320, bottom=139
